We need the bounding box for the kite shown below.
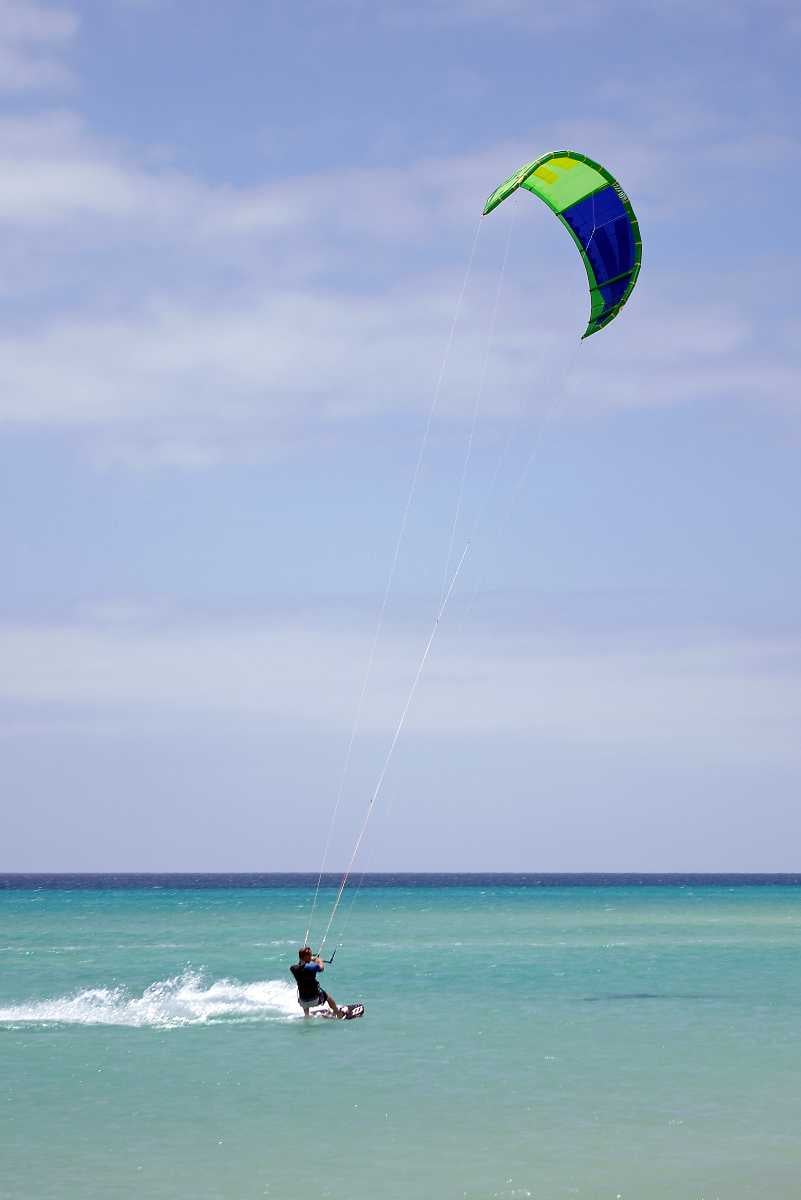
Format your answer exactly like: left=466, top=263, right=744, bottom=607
left=483, top=151, right=642, bottom=339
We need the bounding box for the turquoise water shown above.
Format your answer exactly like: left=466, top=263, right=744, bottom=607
left=2, top=878, right=801, bottom=1199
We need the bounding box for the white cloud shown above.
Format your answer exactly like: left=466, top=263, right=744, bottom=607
left=0, top=0, right=76, bottom=92
left=330, top=0, right=595, bottom=30
left=0, top=112, right=512, bottom=241
left=0, top=112, right=209, bottom=227
left=1, top=266, right=797, bottom=456
left=0, top=103, right=798, bottom=456
left=373, top=0, right=801, bottom=35
left=1, top=615, right=799, bottom=761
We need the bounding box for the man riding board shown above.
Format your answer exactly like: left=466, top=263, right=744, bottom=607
left=290, top=946, right=343, bottom=1018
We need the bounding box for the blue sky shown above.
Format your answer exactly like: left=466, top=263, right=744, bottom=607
left=1, top=0, right=800, bottom=871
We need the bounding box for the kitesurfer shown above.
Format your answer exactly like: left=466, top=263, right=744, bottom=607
left=290, top=946, right=342, bottom=1018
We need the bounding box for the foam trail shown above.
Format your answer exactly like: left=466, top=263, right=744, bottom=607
left=0, top=970, right=301, bottom=1028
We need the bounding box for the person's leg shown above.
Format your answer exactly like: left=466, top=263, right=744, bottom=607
left=325, top=993, right=342, bottom=1017
left=302, top=1004, right=311, bottom=1018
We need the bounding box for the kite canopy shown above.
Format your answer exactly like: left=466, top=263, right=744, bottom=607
left=483, top=151, right=642, bottom=339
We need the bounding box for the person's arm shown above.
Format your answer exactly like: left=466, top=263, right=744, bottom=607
left=314, top=956, right=325, bottom=972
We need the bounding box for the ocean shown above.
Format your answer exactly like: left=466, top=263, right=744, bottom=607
left=2, top=875, right=800, bottom=1200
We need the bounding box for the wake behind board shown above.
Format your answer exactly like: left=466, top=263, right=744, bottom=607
left=313, top=1003, right=365, bottom=1020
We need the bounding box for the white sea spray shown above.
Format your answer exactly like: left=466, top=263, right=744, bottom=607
left=0, top=969, right=300, bottom=1028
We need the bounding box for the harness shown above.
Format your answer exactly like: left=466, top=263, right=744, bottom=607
left=290, top=962, right=323, bottom=1003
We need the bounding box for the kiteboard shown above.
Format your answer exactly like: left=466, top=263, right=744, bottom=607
left=314, top=1003, right=365, bottom=1020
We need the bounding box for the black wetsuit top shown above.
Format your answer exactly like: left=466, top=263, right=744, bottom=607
left=291, top=962, right=323, bottom=1002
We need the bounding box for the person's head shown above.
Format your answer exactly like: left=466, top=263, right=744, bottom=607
left=298, top=946, right=313, bottom=963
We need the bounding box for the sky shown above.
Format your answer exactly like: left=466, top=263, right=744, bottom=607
left=1, top=0, right=800, bottom=872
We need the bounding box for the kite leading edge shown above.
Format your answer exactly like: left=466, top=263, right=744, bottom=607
left=483, top=150, right=642, bottom=339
